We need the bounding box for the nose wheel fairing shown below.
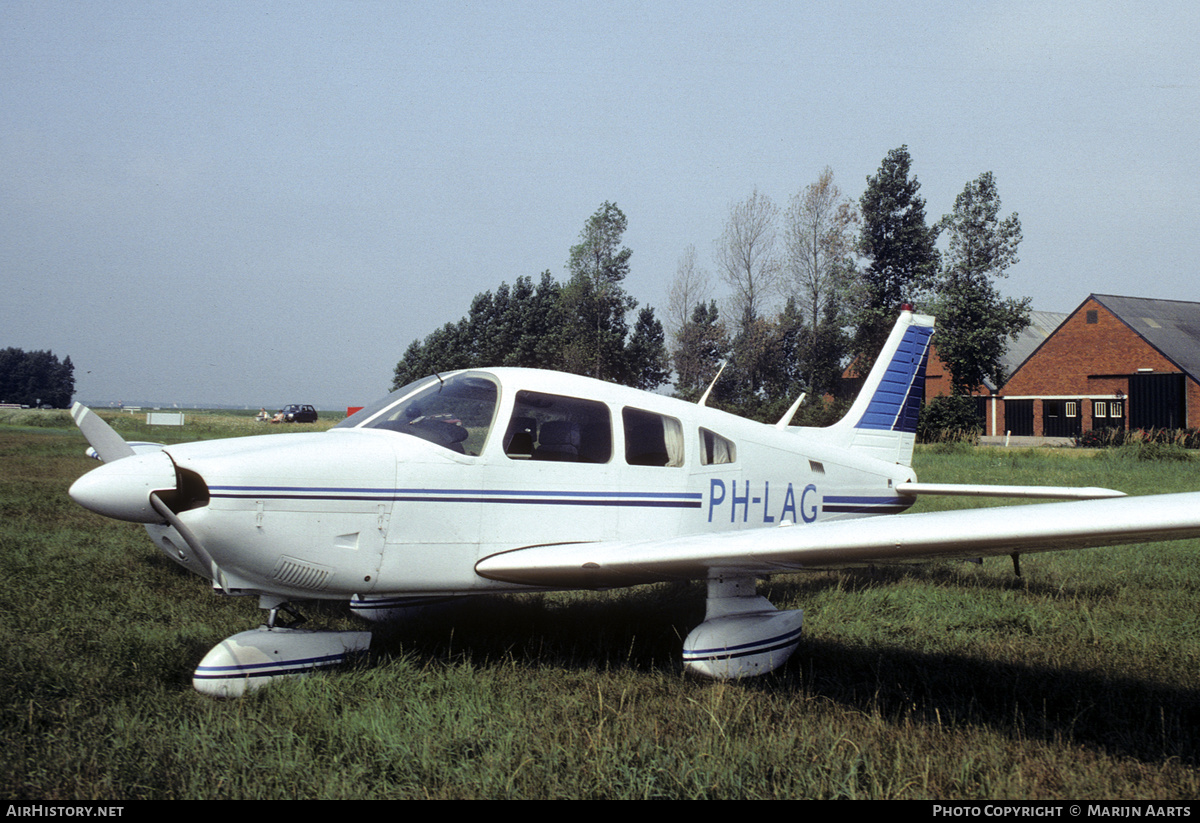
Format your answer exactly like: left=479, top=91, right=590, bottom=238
left=192, top=626, right=372, bottom=698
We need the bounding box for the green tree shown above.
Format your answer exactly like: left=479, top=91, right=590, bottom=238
left=714, top=188, right=782, bottom=333
left=391, top=320, right=473, bottom=389
left=717, top=301, right=809, bottom=421
left=560, top=202, right=638, bottom=381
left=391, top=275, right=563, bottom=390
left=672, top=300, right=730, bottom=402
left=624, top=307, right=670, bottom=391
left=798, top=299, right=850, bottom=398
left=933, top=171, right=1029, bottom=394
left=917, top=394, right=983, bottom=442
left=784, top=167, right=856, bottom=397
left=853, top=146, right=940, bottom=371
left=505, top=272, right=567, bottom=371
left=758, top=297, right=807, bottom=408
left=391, top=206, right=668, bottom=394
left=0, top=348, right=75, bottom=407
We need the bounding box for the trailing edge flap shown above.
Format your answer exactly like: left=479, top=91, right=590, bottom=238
left=475, top=492, right=1200, bottom=589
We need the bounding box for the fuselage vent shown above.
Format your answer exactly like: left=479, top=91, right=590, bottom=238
left=272, top=556, right=333, bottom=591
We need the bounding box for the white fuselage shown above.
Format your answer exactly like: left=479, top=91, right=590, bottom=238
left=150, top=369, right=916, bottom=600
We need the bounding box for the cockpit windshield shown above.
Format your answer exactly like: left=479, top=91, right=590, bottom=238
left=335, top=373, right=499, bottom=456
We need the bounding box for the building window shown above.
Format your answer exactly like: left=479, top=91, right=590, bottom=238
left=1065, top=401, right=1077, bottom=417
left=1086, top=310, right=1098, bottom=324
left=1110, top=401, right=1123, bottom=418
left=1094, top=401, right=1107, bottom=418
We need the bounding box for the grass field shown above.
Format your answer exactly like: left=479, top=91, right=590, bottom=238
left=2, top=413, right=1199, bottom=799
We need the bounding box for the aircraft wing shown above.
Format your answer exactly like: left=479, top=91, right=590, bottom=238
left=475, top=492, right=1200, bottom=589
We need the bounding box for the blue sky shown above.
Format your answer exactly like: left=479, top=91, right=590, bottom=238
left=3, top=2, right=1197, bottom=408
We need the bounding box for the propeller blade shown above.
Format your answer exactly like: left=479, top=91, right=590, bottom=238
left=71, top=403, right=135, bottom=463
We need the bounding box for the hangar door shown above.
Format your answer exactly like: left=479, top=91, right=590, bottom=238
left=1004, top=399, right=1033, bottom=436
left=1042, top=399, right=1082, bottom=437
left=1128, top=373, right=1185, bottom=430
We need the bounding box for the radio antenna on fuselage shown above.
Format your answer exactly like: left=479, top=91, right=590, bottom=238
left=697, top=361, right=727, bottom=407
left=774, top=392, right=807, bottom=429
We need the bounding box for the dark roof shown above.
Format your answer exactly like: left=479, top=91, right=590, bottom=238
left=1091, top=294, right=1200, bottom=382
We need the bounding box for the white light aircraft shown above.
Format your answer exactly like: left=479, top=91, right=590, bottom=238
left=68, top=310, right=1200, bottom=696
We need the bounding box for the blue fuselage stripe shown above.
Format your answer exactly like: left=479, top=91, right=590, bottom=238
left=208, top=486, right=703, bottom=508
left=821, top=494, right=912, bottom=514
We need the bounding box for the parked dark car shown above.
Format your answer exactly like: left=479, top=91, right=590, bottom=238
left=279, top=404, right=318, bottom=423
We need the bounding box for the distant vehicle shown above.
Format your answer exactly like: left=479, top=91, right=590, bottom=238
left=278, top=404, right=318, bottom=423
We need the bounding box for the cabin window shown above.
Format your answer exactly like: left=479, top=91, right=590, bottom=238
left=344, top=373, right=499, bottom=456
left=504, top=391, right=612, bottom=463
left=699, top=428, right=736, bottom=465
left=622, top=407, right=684, bottom=467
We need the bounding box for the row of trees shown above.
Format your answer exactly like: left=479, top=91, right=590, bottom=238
left=391, top=202, right=669, bottom=393
left=668, top=146, right=1029, bottom=422
left=0, top=348, right=75, bottom=408
left=391, top=146, right=1030, bottom=428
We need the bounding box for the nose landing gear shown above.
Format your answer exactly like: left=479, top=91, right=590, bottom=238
left=192, top=596, right=371, bottom=698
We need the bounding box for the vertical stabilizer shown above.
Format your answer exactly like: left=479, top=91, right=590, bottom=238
left=825, top=310, right=935, bottom=466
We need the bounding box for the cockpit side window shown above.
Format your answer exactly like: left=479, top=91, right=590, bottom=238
left=623, top=407, right=684, bottom=467
left=343, top=373, right=499, bottom=456
left=504, top=390, right=611, bottom=463
left=699, top=427, right=736, bottom=465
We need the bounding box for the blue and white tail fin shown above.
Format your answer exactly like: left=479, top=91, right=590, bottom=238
left=824, top=309, right=935, bottom=466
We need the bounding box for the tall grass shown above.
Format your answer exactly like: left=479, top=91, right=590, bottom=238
left=2, top=430, right=1199, bottom=798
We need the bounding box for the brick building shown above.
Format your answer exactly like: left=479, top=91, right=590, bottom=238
left=924, top=311, right=1066, bottom=435
left=984, top=294, right=1200, bottom=437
